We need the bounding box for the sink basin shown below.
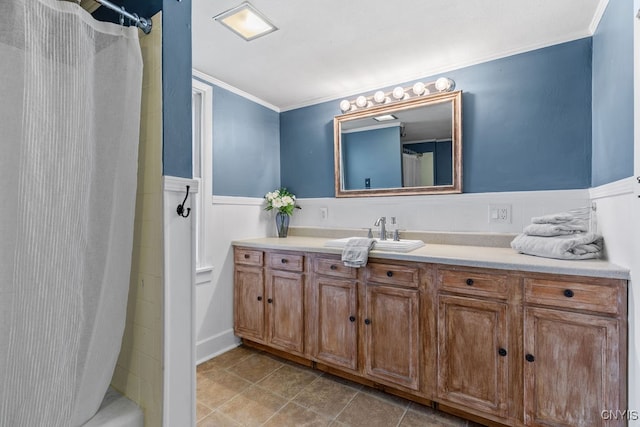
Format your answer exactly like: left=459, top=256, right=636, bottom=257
left=324, top=237, right=425, bottom=253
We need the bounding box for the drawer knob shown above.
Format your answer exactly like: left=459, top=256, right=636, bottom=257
left=498, top=348, right=507, bottom=357
left=466, top=278, right=474, bottom=286
left=386, top=271, right=393, bottom=277
left=349, top=316, right=356, bottom=322
left=525, top=354, right=535, bottom=363
left=281, top=258, right=288, bottom=264
left=364, top=318, right=371, bottom=325
left=563, top=289, right=574, bottom=298
left=267, top=298, right=273, bottom=304
left=330, top=265, right=338, bottom=270
left=244, top=254, right=250, bottom=259
left=257, top=296, right=263, bottom=301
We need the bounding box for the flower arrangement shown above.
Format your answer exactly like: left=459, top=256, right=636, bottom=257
left=264, top=187, right=300, bottom=216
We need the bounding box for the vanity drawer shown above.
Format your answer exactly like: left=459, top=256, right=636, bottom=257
left=524, top=278, right=621, bottom=315
left=234, top=248, right=263, bottom=266
left=438, top=268, right=508, bottom=299
left=366, top=262, right=419, bottom=288
left=267, top=252, right=304, bottom=272
left=313, top=257, right=357, bottom=279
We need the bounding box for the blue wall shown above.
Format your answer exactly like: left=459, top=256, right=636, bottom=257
left=591, top=0, right=634, bottom=186
left=280, top=38, right=593, bottom=197
left=194, top=78, right=281, bottom=197
left=343, top=126, right=402, bottom=190
left=161, top=0, right=192, bottom=178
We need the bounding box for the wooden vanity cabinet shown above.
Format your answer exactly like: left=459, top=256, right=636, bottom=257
left=309, top=255, right=359, bottom=371
left=363, top=262, right=422, bottom=391
left=522, top=275, right=626, bottom=427
left=435, top=267, right=516, bottom=421
left=234, top=248, right=306, bottom=355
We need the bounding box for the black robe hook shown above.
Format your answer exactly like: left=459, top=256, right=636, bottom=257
left=176, top=185, right=191, bottom=218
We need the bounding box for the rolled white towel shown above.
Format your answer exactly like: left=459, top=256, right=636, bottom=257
left=510, top=232, right=603, bottom=260
left=523, top=221, right=587, bottom=237
left=531, top=212, right=576, bottom=224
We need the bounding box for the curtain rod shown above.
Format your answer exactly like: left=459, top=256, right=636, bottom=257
left=94, top=0, right=152, bottom=34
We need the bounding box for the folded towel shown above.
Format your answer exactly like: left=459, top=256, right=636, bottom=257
left=341, top=238, right=375, bottom=268
left=523, top=221, right=588, bottom=237
left=510, top=232, right=603, bottom=260
left=531, top=212, right=576, bottom=224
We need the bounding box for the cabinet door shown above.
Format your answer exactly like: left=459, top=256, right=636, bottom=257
left=314, top=277, right=358, bottom=371
left=234, top=265, right=265, bottom=342
left=524, top=307, right=622, bottom=427
left=364, top=285, right=420, bottom=390
left=437, top=295, right=509, bottom=418
left=266, top=269, right=305, bottom=354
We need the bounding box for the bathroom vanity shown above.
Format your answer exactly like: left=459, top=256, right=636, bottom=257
left=232, top=235, right=628, bottom=427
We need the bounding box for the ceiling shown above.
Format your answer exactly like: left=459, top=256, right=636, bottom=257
left=192, top=0, right=605, bottom=111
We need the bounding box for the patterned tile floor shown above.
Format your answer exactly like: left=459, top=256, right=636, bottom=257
left=196, top=345, right=485, bottom=427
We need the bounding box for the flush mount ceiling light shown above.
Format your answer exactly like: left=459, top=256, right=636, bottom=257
left=339, top=77, right=456, bottom=113
left=373, top=114, right=397, bottom=122
left=213, top=2, right=277, bottom=41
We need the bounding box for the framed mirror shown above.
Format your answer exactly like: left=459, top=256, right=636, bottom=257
left=334, top=90, right=462, bottom=197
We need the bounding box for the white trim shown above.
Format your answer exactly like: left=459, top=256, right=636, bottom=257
left=342, top=121, right=402, bottom=134
left=589, top=176, right=635, bottom=199
left=162, top=175, right=197, bottom=427
left=195, top=266, right=213, bottom=286
left=589, top=0, right=610, bottom=34
left=212, top=195, right=265, bottom=206
left=163, top=176, right=199, bottom=193
left=279, top=33, right=593, bottom=112
left=196, top=330, right=241, bottom=365
left=192, top=69, right=280, bottom=113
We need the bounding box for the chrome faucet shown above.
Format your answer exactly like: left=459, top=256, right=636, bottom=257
left=374, top=217, right=387, bottom=240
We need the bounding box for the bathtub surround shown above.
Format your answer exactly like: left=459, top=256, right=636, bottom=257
left=0, top=0, right=143, bottom=424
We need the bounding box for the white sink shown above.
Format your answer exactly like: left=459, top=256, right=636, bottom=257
left=324, top=237, right=425, bottom=253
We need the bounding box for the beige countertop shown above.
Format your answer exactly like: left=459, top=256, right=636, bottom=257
left=232, top=236, right=629, bottom=280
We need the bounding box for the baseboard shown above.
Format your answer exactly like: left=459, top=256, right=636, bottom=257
left=196, top=329, right=241, bottom=364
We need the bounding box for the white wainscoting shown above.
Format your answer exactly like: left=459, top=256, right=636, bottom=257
left=162, top=176, right=198, bottom=427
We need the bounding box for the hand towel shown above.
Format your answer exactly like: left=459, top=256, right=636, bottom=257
left=341, top=238, right=375, bottom=268
left=523, top=221, right=588, bottom=237
left=510, top=232, right=603, bottom=260
left=531, top=212, right=576, bottom=224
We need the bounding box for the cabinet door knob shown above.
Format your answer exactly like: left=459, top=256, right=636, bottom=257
left=563, top=289, right=574, bottom=298
left=267, top=298, right=273, bottom=304
left=498, top=348, right=507, bottom=357
left=244, top=254, right=250, bottom=259
left=525, top=354, right=535, bottom=363
left=330, top=265, right=337, bottom=270
left=466, top=278, right=474, bottom=286
left=257, top=296, right=263, bottom=301
left=281, top=258, right=288, bottom=264
left=349, top=316, right=356, bottom=322
left=386, top=271, right=393, bottom=277
left=364, top=318, right=371, bottom=325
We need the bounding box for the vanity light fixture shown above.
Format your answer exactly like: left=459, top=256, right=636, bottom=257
left=213, top=2, right=277, bottom=41
left=339, top=77, right=456, bottom=113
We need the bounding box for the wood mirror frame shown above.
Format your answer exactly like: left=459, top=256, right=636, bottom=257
left=334, top=90, right=462, bottom=198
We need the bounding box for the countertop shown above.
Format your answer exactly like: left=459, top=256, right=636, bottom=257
left=232, top=236, right=629, bottom=280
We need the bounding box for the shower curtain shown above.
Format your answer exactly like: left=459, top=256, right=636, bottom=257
left=0, top=0, right=143, bottom=425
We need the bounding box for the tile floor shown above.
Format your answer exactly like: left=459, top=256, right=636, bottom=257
left=197, top=345, right=485, bottom=427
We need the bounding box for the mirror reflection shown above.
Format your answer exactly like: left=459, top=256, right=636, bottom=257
left=334, top=91, right=462, bottom=197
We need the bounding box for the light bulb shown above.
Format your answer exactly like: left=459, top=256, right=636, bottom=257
left=435, top=77, right=452, bottom=92
left=373, top=91, right=386, bottom=103
left=392, top=86, right=405, bottom=99
left=339, top=99, right=351, bottom=112
left=355, top=96, right=368, bottom=108
left=412, top=82, right=425, bottom=95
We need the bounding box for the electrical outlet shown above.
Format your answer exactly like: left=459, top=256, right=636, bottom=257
left=489, top=204, right=512, bottom=224
left=320, top=207, right=328, bottom=220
